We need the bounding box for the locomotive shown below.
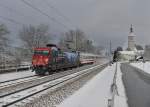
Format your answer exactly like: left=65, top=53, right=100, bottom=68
left=32, top=44, right=80, bottom=75
left=32, top=44, right=99, bottom=75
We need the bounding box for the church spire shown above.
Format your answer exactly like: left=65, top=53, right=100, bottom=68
left=128, top=24, right=136, bottom=51
left=130, top=24, right=133, bottom=33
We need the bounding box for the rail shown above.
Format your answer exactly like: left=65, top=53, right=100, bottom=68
left=0, top=63, right=108, bottom=107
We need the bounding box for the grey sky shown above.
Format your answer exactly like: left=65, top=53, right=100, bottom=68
left=0, top=0, right=150, bottom=49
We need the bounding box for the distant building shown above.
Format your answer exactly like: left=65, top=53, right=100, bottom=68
left=127, top=25, right=136, bottom=51
left=144, top=45, right=150, bottom=60
left=118, top=25, right=144, bottom=61
left=118, top=51, right=136, bottom=61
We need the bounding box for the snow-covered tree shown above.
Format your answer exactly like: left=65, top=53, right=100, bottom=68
left=0, top=24, right=9, bottom=50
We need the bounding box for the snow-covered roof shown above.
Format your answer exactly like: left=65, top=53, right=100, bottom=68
left=119, top=51, right=135, bottom=55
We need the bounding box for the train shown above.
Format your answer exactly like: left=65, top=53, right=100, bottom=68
left=32, top=44, right=100, bottom=75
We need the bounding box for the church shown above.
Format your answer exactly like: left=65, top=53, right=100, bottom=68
left=127, top=25, right=136, bottom=51
left=118, top=25, right=144, bottom=61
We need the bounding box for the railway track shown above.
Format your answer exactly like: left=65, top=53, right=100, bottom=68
left=0, top=64, right=107, bottom=107
left=0, top=64, right=98, bottom=98
left=0, top=75, right=44, bottom=89
left=0, top=75, right=36, bottom=84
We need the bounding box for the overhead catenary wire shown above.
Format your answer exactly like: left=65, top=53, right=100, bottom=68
left=0, top=15, right=23, bottom=25
left=0, top=4, right=36, bottom=21
left=43, top=0, right=78, bottom=29
left=0, top=0, right=78, bottom=30
left=0, top=4, right=25, bottom=18
left=0, top=3, right=66, bottom=34
left=20, top=0, right=70, bottom=30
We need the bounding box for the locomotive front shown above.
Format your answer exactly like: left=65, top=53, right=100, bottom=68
left=32, top=48, right=51, bottom=75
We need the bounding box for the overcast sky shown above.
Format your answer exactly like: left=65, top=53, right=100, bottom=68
left=0, top=0, right=150, bottom=49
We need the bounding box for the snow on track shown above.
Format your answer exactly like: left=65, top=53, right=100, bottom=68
left=0, top=65, right=103, bottom=107
left=0, top=70, right=35, bottom=83
left=0, top=76, right=38, bottom=89
left=57, top=64, right=116, bottom=107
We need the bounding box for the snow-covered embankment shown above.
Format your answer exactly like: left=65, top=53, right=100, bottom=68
left=131, top=62, right=150, bottom=74
left=113, top=63, right=128, bottom=107
left=57, top=63, right=128, bottom=107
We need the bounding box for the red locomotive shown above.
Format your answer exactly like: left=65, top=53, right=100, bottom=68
left=32, top=44, right=80, bottom=75
left=32, top=44, right=100, bottom=75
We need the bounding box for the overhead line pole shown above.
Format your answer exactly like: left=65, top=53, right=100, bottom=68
left=76, top=31, right=77, bottom=51
left=109, top=40, right=112, bottom=63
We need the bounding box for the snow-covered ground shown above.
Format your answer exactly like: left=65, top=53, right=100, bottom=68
left=57, top=63, right=128, bottom=107
left=131, top=61, right=150, bottom=74
left=0, top=70, right=35, bottom=82
left=114, top=63, right=128, bottom=107
left=0, top=65, right=104, bottom=107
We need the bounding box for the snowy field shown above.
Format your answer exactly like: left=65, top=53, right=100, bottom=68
left=131, top=61, right=150, bottom=74
left=57, top=63, right=128, bottom=107
left=0, top=70, right=35, bottom=82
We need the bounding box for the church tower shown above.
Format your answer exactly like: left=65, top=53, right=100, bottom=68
left=128, top=25, right=136, bottom=51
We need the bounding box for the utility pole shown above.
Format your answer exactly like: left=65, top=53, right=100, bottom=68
left=109, top=40, right=112, bottom=64
left=75, top=31, right=77, bottom=51
left=110, top=40, right=112, bottom=55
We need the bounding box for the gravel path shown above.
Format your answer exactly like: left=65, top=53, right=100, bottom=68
left=19, top=65, right=106, bottom=107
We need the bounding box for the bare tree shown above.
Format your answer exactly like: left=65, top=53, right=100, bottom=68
left=58, top=34, right=67, bottom=50
left=58, top=29, right=85, bottom=51
left=136, top=45, right=143, bottom=50
left=0, top=24, right=9, bottom=50
left=58, top=29, right=96, bottom=52
left=36, top=24, right=50, bottom=46
left=117, top=46, right=123, bottom=51
left=75, top=29, right=87, bottom=51
left=19, top=24, right=51, bottom=52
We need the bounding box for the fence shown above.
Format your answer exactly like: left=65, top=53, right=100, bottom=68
left=0, top=46, right=32, bottom=73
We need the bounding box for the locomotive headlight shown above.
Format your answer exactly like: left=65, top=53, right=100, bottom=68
left=32, top=59, right=36, bottom=63
left=45, top=58, right=49, bottom=63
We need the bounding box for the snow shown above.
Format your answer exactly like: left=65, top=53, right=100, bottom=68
left=0, top=64, right=103, bottom=106
left=131, top=61, right=150, bottom=74
left=0, top=60, right=107, bottom=83
left=57, top=63, right=128, bottom=107
left=119, top=51, right=135, bottom=55
left=114, top=63, right=128, bottom=107
left=114, top=96, right=128, bottom=107
left=0, top=70, right=35, bottom=82
left=57, top=64, right=116, bottom=107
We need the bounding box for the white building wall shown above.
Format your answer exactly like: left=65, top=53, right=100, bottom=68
left=128, top=33, right=136, bottom=51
